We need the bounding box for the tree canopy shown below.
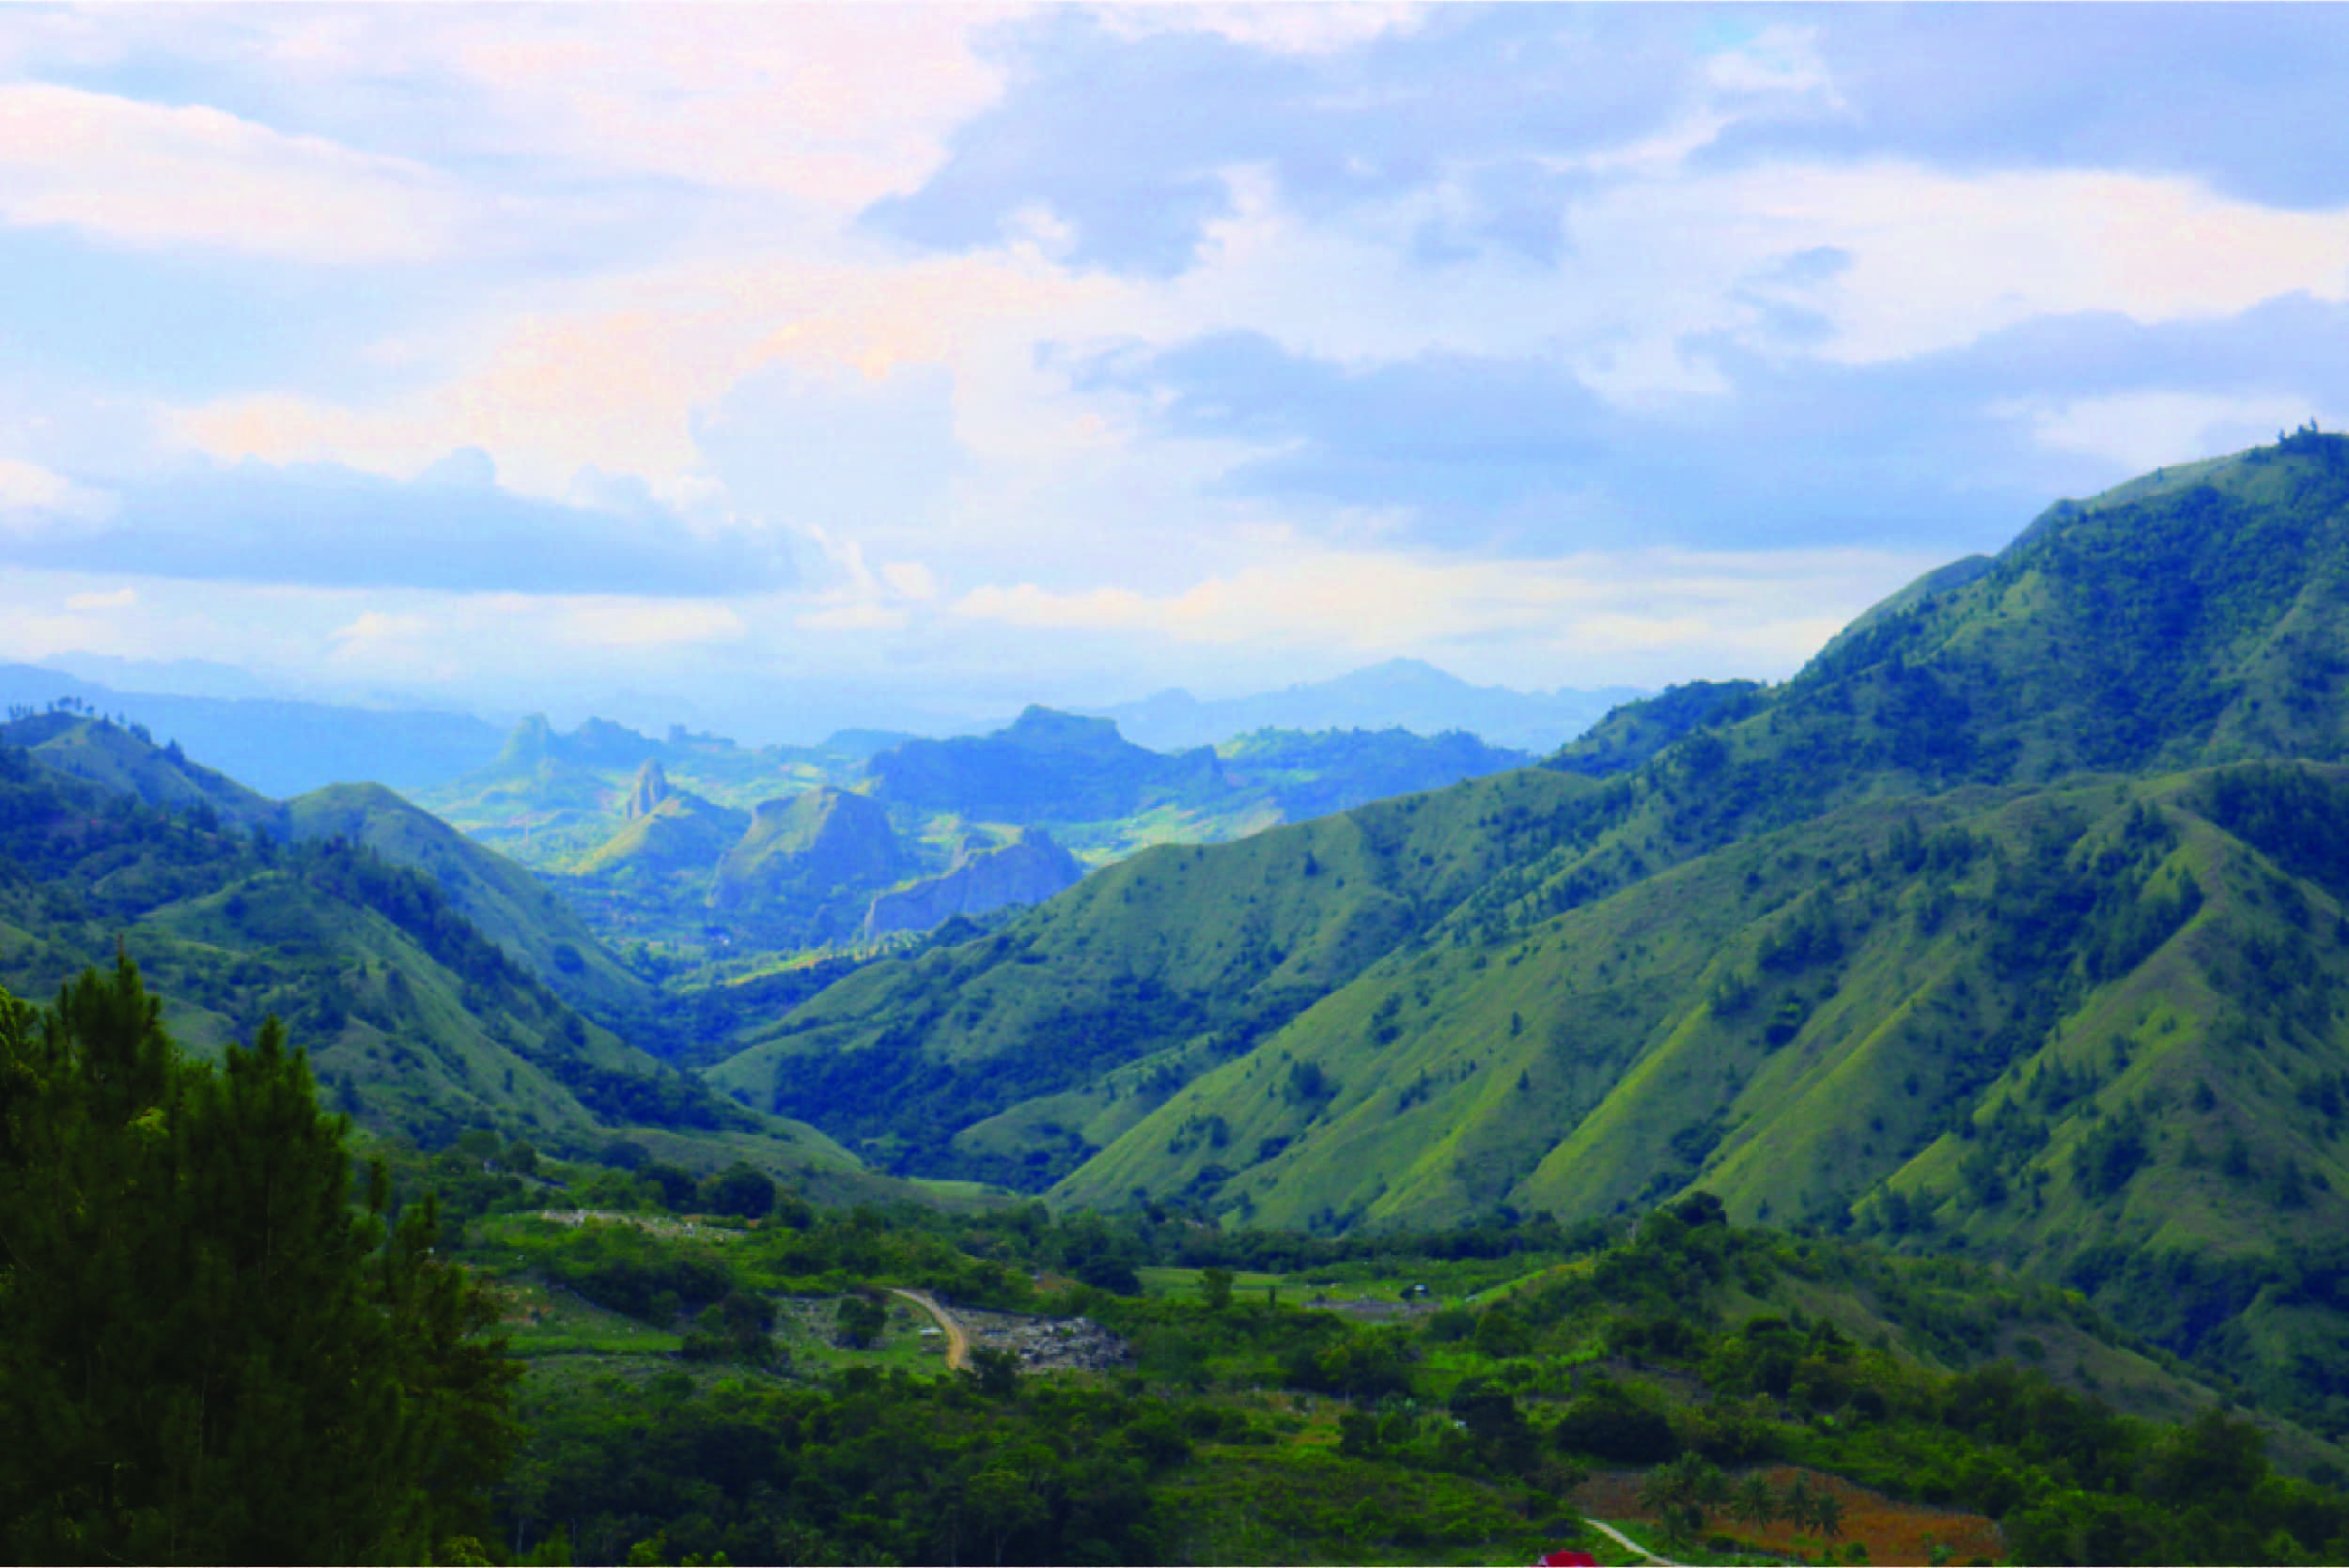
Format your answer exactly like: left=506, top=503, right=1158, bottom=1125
left=0, top=955, right=518, bottom=1564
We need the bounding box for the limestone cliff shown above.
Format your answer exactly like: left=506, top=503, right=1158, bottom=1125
left=863, top=828, right=1085, bottom=939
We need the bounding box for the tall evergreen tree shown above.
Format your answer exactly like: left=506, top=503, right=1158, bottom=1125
left=0, top=955, right=518, bottom=1564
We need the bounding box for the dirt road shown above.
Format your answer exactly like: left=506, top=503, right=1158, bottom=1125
left=1585, top=1518, right=1679, bottom=1566
left=889, top=1288, right=970, bottom=1371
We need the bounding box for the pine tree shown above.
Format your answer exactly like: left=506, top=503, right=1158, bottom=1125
left=0, top=955, right=518, bottom=1563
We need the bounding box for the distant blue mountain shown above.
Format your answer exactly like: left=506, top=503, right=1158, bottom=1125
left=0, top=664, right=505, bottom=798
left=1081, top=659, right=1643, bottom=753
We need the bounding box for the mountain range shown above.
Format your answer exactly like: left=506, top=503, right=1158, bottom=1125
left=1081, top=659, right=1644, bottom=753
left=12, top=430, right=2349, bottom=1444
left=699, top=428, right=2349, bottom=1437
left=0, top=656, right=1626, bottom=799
left=418, top=705, right=1537, bottom=956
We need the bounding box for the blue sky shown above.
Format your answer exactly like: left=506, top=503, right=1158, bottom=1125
left=2, top=4, right=2345, bottom=738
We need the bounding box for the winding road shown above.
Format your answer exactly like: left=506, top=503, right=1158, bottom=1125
left=889, top=1288, right=971, bottom=1371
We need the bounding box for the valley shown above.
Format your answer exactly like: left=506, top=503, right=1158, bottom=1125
left=13, top=433, right=2349, bottom=1562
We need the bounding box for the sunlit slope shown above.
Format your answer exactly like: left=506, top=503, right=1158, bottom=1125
left=574, top=789, right=747, bottom=882
left=1058, top=765, right=2349, bottom=1272
left=0, top=745, right=857, bottom=1177
left=705, top=767, right=1600, bottom=1174
left=285, top=781, right=649, bottom=1017
left=4, top=711, right=283, bottom=831
left=1470, top=433, right=2349, bottom=957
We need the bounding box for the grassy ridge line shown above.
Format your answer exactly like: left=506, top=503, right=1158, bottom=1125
left=704, top=768, right=1601, bottom=1170
left=284, top=782, right=650, bottom=1017
left=0, top=737, right=872, bottom=1186
left=1062, top=766, right=2341, bottom=1249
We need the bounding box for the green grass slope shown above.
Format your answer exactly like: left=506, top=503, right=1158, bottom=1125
left=1051, top=762, right=2349, bottom=1437
left=707, top=767, right=1599, bottom=1181
left=3, top=711, right=284, bottom=831
left=285, top=781, right=648, bottom=1018
left=0, top=744, right=854, bottom=1180
left=575, top=789, right=748, bottom=882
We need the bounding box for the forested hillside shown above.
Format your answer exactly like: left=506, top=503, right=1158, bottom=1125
left=706, top=433, right=2349, bottom=1444
left=0, top=729, right=865, bottom=1195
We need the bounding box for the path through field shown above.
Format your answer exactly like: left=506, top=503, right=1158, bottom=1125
left=1585, top=1517, right=1679, bottom=1565
left=889, top=1288, right=970, bottom=1370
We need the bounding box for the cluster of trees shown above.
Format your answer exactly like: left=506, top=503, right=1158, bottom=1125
left=448, top=1183, right=2349, bottom=1559
left=0, top=958, right=517, bottom=1563
left=1637, top=1453, right=1845, bottom=1549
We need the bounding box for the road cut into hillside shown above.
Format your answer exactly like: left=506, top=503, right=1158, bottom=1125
left=889, top=1288, right=970, bottom=1370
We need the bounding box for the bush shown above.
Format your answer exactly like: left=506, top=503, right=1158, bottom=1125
left=1553, top=1381, right=1681, bottom=1464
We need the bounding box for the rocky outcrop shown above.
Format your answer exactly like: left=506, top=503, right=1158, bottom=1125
left=863, top=828, right=1084, bottom=939
left=709, top=787, right=907, bottom=913
left=624, top=758, right=673, bottom=820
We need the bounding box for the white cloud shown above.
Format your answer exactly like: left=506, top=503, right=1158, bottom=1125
left=953, top=544, right=1937, bottom=676
left=879, top=560, right=942, bottom=601
left=63, top=587, right=137, bottom=613
left=169, top=248, right=1109, bottom=496
left=1097, top=4, right=1428, bottom=56
left=0, top=458, right=116, bottom=533
left=797, top=601, right=910, bottom=633
left=437, top=8, right=1012, bottom=210
left=2002, top=390, right=2329, bottom=474
left=555, top=599, right=745, bottom=649
left=0, top=83, right=474, bottom=263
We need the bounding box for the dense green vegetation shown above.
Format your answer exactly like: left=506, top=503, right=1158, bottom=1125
left=439, top=1172, right=2349, bottom=1565
left=0, top=734, right=858, bottom=1187
left=0, top=959, right=516, bottom=1563
left=23, top=435, right=2349, bottom=1562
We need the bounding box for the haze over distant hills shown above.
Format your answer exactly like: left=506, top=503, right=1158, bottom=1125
left=1080, top=659, right=1645, bottom=753
left=1, top=656, right=1635, bottom=798
left=0, top=663, right=507, bottom=797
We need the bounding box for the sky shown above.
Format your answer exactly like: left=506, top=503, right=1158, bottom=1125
left=3, top=4, right=2347, bottom=741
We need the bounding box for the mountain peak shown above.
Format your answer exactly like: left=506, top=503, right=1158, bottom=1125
left=1005, top=706, right=1126, bottom=746
left=625, top=758, right=672, bottom=820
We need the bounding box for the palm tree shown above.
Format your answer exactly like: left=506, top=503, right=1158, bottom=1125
left=1689, top=1459, right=1732, bottom=1519
left=1639, top=1461, right=1702, bottom=1552
left=1783, top=1474, right=1817, bottom=1534
left=1639, top=1462, right=1691, bottom=1517
left=1733, top=1472, right=1780, bottom=1531
left=1812, top=1487, right=1845, bottom=1541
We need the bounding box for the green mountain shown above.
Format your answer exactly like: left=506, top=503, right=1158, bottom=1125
left=0, top=732, right=854, bottom=1179
left=2, top=709, right=283, bottom=831
left=707, top=766, right=1598, bottom=1182
left=868, top=705, right=1230, bottom=822
left=705, top=431, right=2349, bottom=1436
left=283, top=780, right=649, bottom=1019
left=708, top=787, right=910, bottom=946
left=1216, top=726, right=1531, bottom=820
left=576, top=764, right=748, bottom=883
left=420, top=706, right=1548, bottom=958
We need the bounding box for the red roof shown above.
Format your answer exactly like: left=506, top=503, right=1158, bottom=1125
left=1536, top=1553, right=1598, bottom=1567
